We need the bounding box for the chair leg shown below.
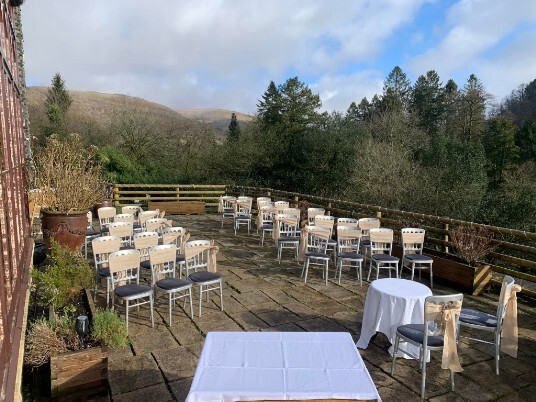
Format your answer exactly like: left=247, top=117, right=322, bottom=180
left=168, top=293, right=173, bottom=326
left=188, top=288, right=194, bottom=318
left=219, top=281, right=224, bottom=311
left=150, top=294, right=154, bottom=328
left=495, top=332, right=501, bottom=375
left=430, top=264, right=433, bottom=289
left=450, top=369, right=455, bottom=391
left=324, top=260, right=329, bottom=286
left=125, top=300, right=129, bottom=332
left=391, top=334, right=400, bottom=375
left=421, top=355, right=427, bottom=400
left=337, top=260, right=342, bottom=285
left=358, top=261, right=362, bottom=286
left=303, top=260, right=310, bottom=283
left=198, top=285, right=203, bottom=317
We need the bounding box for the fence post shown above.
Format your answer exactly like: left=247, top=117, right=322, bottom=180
left=176, top=186, right=180, bottom=202
left=375, top=210, right=382, bottom=220
left=293, top=195, right=299, bottom=208
left=327, top=202, right=332, bottom=216
left=113, top=186, right=119, bottom=206
left=444, top=223, right=449, bottom=254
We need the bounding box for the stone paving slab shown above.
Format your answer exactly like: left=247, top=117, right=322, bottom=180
left=104, top=214, right=536, bottom=402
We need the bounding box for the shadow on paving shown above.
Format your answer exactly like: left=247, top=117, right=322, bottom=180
left=102, top=214, right=536, bottom=402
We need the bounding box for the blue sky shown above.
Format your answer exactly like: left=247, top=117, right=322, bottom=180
left=22, top=0, right=536, bottom=114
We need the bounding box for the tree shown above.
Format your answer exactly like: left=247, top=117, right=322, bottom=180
left=460, top=74, right=489, bottom=141
left=44, top=73, right=72, bottom=136
left=381, top=66, right=411, bottom=113
left=228, top=112, right=241, bottom=141
left=411, top=70, right=444, bottom=135
left=444, top=79, right=460, bottom=136
left=516, top=119, right=536, bottom=162
left=483, top=117, right=520, bottom=187
left=257, top=81, right=282, bottom=126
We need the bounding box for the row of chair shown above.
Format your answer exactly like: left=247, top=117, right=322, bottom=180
left=221, top=196, right=434, bottom=287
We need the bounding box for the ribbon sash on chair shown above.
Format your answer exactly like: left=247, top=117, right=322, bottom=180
left=424, top=300, right=463, bottom=372
left=272, top=216, right=298, bottom=242
left=185, top=240, right=220, bottom=273
left=256, top=206, right=277, bottom=229
left=218, top=196, right=236, bottom=213
left=501, top=284, right=522, bottom=357
left=298, top=226, right=331, bottom=262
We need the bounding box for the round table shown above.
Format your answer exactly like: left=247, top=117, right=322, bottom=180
left=356, top=278, right=432, bottom=358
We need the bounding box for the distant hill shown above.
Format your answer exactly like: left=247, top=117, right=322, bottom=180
left=177, top=108, right=254, bottom=136
left=27, top=86, right=193, bottom=127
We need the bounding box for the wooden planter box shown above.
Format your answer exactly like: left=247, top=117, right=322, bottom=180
left=50, top=289, right=109, bottom=401
left=148, top=201, right=205, bottom=215
left=50, top=346, right=108, bottom=401
left=392, top=246, right=491, bottom=295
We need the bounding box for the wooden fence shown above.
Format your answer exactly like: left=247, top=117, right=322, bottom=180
left=113, top=184, right=536, bottom=298
left=112, top=184, right=226, bottom=209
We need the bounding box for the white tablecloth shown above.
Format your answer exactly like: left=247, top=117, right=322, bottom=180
left=186, top=332, right=381, bottom=402
left=356, top=278, right=432, bottom=358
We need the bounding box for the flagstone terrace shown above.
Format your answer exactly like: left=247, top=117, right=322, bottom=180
left=102, top=213, right=536, bottom=402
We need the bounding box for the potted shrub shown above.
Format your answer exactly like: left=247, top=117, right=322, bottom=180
left=25, top=242, right=129, bottom=400
left=427, top=225, right=497, bottom=295
left=33, top=134, right=106, bottom=252
left=93, top=181, right=115, bottom=217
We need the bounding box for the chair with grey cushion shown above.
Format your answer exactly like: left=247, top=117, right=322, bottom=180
left=401, top=228, right=434, bottom=288
left=92, top=235, right=121, bottom=306
left=367, top=228, right=399, bottom=280
left=133, top=231, right=160, bottom=277
left=97, top=206, right=116, bottom=234
left=149, top=245, right=193, bottom=324
left=108, top=249, right=154, bottom=332
left=391, top=293, right=464, bottom=399
left=335, top=225, right=364, bottom=285
left=458, top=275, right=517, bottom=375
left=275, top=214, right=300, bottom=264
left=185, top=240, right=223, bottom=317
left=301, top=226, right=331, bottom=285
left=358, top=217, right=381, bottom=262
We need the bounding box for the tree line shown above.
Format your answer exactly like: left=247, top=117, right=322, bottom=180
left=31, top=70, right=536, bottom=231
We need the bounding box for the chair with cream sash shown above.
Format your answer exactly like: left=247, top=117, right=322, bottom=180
left=108, top=221, right=134, bottom=249
left=358, top=217, right=381, bottom=261
left=307, top=208, right=325, bottom=225
left=85, top=210, right=100, bottom=258
left=234, top=199, right=253, bottom=235
left=336, top=217, right=359, bottom=227
left=458, top=276, right=520, bottom=375
left=185, top=240, right=223, bottom=317
left=314, top=215, right=337, bottom=259
left=97, top=206, right=116, bottom=234
left=139, top=210, right=160, bottom=231
left=391, top=293, right=464, bottom=399
left=162, top=226, right=190, bottom=277
left=92, top=235, right=121, bottom=306
left=257, top=205, right=276, bottom=245
left=299, top=225, right=331, bottom=285
left=274, top=201, right=290, bottom=213
left=218, top=196, right=236, bottom=227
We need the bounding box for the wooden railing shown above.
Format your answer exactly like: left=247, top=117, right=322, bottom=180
left=112, top=183, right=536, bottom=297
left=227, top=185, right=536, bottom=298
left=113, top=184, right=226, bottom=209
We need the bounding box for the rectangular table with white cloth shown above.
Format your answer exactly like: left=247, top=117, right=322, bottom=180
left=186, top=331, right=381, bottom=402
left=356, top=278, right=432, bottom=359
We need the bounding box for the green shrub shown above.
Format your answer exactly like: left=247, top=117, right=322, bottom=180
left=33, top=241, right=94, bottom=311
left=92, top=308, right=129, bottom=349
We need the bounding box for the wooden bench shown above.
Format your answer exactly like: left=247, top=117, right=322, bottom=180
left=148, top=201, right=205, bottom=215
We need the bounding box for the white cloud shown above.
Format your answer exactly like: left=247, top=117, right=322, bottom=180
left=21, top=0, right=534, bottom=113
left=408, top=0, right=536, bottom=92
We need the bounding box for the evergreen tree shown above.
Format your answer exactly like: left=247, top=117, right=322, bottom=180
left=257, top=81, right=282, bottom=127
left=44, top=72, right=72, bottom=136
left=227, top=112, right=241, bottom=141
left=460, top=74, right=488, bottom=141
left=444, top=79, right=460, bottom=136
left=516, top=119, right=536, bottom=162
left=411, top=70, right=444, bottom=135
left=483, top=117, right=520, bottom=187
left=381, top=66, right=411, bottom=113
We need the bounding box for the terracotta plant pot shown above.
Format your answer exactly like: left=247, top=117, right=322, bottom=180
left=93, top=199, right=113, bottom=217
left=41, top=210, right=87, bottom=253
